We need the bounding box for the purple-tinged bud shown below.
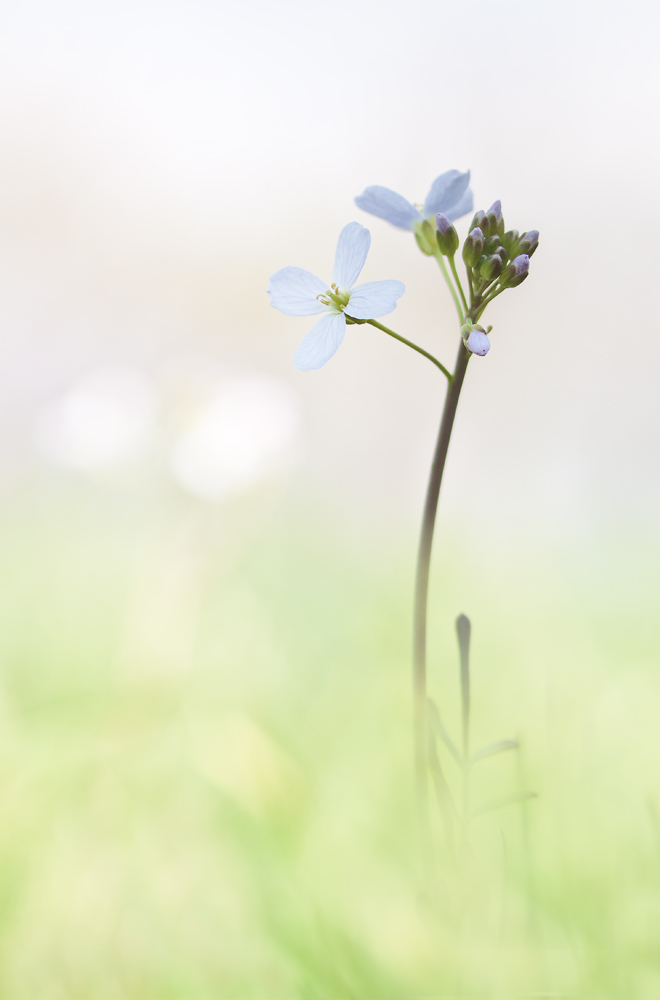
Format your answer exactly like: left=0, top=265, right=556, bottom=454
left=462, top=227, right=484, bottom=267
left=500, top=253, right=530, bottom=288
left=461, top=321, right=491, bottom=356
left=466, top=328, right=490, bottom=356
left=509, top=253, right=530, bottom=286
left=486, top=200, right=505, bottom=236
left=469, top=210, right=489, bottom=237
left=480, top=253, right=503, bottom=281
left=517, top=230, right=539, bottom=257
left=435, top=213, right=460, bottom=256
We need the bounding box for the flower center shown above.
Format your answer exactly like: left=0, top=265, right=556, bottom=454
left=317, top=283, right=350, bottom=312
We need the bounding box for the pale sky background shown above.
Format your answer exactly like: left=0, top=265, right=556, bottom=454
left=0, top=0, right=657, bottom=541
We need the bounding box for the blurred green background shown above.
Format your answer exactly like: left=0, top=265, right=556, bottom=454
left=0, top=0, right=658, bottom=996
left=0, top=482, right=656, bottom=997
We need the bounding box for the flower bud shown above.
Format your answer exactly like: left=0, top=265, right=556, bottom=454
left=485, top=234, right=502, bottom=254
left=469, top=210, right=489, bottom=237
left=480, top=254, right=503, bottom=281
left=500, top=253, right=530, bottom=287
left=517, top=230, right=539, bottom=257
left=462, top=227, right=484, bottom=267
left=494, top=245, right=508, bottom=262
left=462, top=324, right=490, bottom=356
left=435, top=213, right=460, bottom=256
left=486, top=200, right=505, bottom=236
left=508, top=254, right=530, bottom=286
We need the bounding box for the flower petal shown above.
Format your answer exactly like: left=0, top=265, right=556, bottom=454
left=443, top=186, right=474, bottom=223
left=345, top=280, right=405, bottom=320
left=331, top=222, right=371, bottom=290
left=423, top=169, right=472, bottom=219
left=354, top=186, right=422, bottom=231
left=268, top=266, right=328, bottom=316
left=293, top=311, right=346, bottom=371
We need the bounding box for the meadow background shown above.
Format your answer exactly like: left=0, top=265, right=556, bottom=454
left=0, top=0, right=658, bottom=996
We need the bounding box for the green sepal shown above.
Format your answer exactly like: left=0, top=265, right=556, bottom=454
left=436, top=220, right=460, bottom=257
left=462, top=229, right=484, bottom=268
left=470, top=210, right=489, bottom=237
left=501, top=229, right=519, bottom=255
left=415, top=229, right=434, bottom=256
left=479, top=254, right=503, bottom=281
left=516, top=231, right=539, bottom=257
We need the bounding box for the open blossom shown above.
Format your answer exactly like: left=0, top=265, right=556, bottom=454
left=355, top=169, right=473, bottom=233
left=267, top=222, right=405, bottom=371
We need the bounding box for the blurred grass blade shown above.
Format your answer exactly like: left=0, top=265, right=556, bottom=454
left=470, top=739, right=519, bottom=764
left=427, top=697, right=462, bottom=766
left=471, top=791, right=538, bottom=819
left=456, top=614, right=471, bottom=758
left=427, top=728, right=457, bottom=860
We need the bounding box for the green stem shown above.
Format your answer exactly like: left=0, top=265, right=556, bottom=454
left=449, top=256, right=469, bottom=315
left=474, top=285, right=506, bottom=320
left=433, top=251, right=464, bottom=324
left=365, top=320, right=452, bottom=381
left=413, top=339, right=471, bottom=882
left=466, top=264, right=475, bottom=303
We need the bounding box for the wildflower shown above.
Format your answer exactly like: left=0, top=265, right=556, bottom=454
left=355, top=169, right=473, bottom=232
left=267, top=222, right=405, bottom=371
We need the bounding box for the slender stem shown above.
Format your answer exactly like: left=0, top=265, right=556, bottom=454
left=449, top=256, right=469, bottom=315
left=465, top=263, right=475, bottom=303
left=366, top=319, right=452, bottom=380
left=475, top=285, right=505, bottom=319
left=432, top=251, right=464, bottom=324
left=413, top=339, right=471, bottom=881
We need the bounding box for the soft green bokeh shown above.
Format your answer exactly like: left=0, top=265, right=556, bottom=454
left=0, top=481, right=656, bottom=998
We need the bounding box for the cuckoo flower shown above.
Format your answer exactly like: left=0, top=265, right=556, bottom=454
left=355, top=169, right=473, bottom=233
left=268, top=222, right=405, bottom=371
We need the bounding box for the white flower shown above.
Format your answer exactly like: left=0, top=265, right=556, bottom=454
left=354, top=169, right=473, bottom=232
left=267, top=222, right=405, bottom=371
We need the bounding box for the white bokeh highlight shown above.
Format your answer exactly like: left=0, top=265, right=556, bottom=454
left=169, top=375, right=301, bottom=501
left=34, top=368, right=156, bottom=473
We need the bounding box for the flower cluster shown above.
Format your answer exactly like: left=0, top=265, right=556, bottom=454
left=268, top=170, right=538, bottom=368
left=434, top=200, right=539, bottom=356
